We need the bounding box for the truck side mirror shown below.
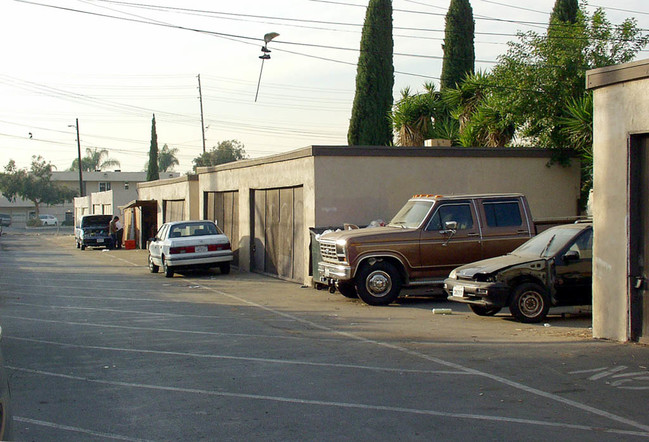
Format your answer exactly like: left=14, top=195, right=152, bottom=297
left=444, top=221, right=458, bottom=231
left=441, top=221, right=457, bottom=246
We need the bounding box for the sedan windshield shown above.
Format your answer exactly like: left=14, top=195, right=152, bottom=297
left=512, top=226, right=583, bottom=258
left=389, top=201, right=434, bottom=228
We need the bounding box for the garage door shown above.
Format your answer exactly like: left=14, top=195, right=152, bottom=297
left=204, top=191, right=239, bottom=266
left=252, top=186, right=304, bottom=282
left=163, top=199, right=184, bottom=222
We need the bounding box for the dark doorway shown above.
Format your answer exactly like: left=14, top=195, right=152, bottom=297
left=629, top=134, right=649, bottom=343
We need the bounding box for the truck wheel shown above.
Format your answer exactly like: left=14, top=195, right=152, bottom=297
left=81, top=244, right=86, bottom=250
left=162, top=256, right=174, bottom=278
left=337, top=281, right=357, bottom=299
left=509, top=282, right=550, bottom=323
left=148, top=254, right=159, bottom=273
left=469, top=305, right=502, bottom=316
left=356, top=261, right=401, bottom=306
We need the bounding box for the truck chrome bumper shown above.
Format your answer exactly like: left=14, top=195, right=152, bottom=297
left=318, top=262, right=352, bottom=281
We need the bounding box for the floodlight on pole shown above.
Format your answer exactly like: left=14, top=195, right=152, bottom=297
left=255, top=32, right=279, bottom=102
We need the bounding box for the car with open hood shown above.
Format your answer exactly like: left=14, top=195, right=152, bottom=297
left=445, top=222, right=592, bottom=323
left=75, top=214, right=113, bottom=250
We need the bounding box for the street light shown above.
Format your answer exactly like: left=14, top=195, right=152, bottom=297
left=255, top=32, right=279, bottom=102
left=68, top=119, right=83, bottom=197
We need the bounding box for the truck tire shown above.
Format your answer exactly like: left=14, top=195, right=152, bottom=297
left=509, top=282, right=550, bottom=323
left=219, top=262, right=230, bottom=275
left=356, top=261, right=401, bottom=306
left=469, top=305, right=502, bottom=316
left=337, top=281, right=357, bottom=299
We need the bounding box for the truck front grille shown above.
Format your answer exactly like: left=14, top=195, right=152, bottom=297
left=319, top=241, right=339, bottom=262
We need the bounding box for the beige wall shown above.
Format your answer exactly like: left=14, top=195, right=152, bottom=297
left=137, top=175, right=199, bottom=226
left=589, top=77, right=649, bottom=341
left=313, top=155, right=580, bottom=227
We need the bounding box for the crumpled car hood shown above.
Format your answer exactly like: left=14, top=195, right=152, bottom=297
left=454, top=254, right=542, bottom=279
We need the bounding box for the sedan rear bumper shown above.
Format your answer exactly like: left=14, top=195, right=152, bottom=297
left=165, top=252, right=233, bottom=268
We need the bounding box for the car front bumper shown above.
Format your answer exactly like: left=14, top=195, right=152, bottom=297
left=444, top=278, right=510, bottom=307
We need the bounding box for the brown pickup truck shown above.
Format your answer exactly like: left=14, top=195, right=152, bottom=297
left=317, top=193, right=535, bottom=306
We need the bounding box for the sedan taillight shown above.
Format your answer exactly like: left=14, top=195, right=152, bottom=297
left=170, top=246, right=195, bottom=254
left=208, top=243, right=231, bottom=251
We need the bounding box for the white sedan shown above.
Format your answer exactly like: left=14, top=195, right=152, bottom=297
left=148, top=220, right=233, bottom=278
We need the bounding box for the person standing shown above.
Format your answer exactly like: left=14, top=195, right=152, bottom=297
left=109, top=216, right=119, bottom=249
left=116, top=217, right=123, bottom=249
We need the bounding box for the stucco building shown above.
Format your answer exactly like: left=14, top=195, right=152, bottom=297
left=587, top=59, right=649, bottom=343
left=138, top=146, right=582, bottom=286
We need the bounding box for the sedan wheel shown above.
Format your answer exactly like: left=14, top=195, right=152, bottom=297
left=509, top=282, right=550, bottom=323
left=148, top=254, right=159, bottom=273
left=162, top=256, right=174, bottom=278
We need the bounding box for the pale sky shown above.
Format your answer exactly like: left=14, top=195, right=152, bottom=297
left=1, top=0, right=648, bottom=174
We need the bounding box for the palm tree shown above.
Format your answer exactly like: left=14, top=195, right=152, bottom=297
left=158, top=144, right=179, bottom=172
left=70, top=148, right=120, bottom=172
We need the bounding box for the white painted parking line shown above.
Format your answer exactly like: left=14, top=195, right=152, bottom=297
left=7, top=336, right=467, bottom=375
left=13, top=416, right=153, bottom=442
left=8, top=366, right=649, bottom=438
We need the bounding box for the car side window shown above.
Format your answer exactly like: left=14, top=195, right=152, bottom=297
left=568, top=229, right=593, bottom=260
left=426, top=204, right=474, bottom=231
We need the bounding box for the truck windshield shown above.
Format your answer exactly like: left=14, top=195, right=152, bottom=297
left=389, top=200, right=434, bottom=228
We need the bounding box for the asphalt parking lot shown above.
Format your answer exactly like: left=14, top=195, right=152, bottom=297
left=1, top=231, right=648, bottom=440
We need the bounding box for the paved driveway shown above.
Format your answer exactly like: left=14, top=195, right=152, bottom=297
left=1, top=233, right=648, bottom=440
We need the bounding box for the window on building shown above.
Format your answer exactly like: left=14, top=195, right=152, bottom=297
left=99, top=182, right=111, bottom=192
left=124, top=182, right=129, bottom=190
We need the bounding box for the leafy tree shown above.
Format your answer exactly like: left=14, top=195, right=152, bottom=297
left=192, top=140, right=247, bottom=171
left=440, top=0, right=475, bottom=90
left=0, top=156, right=77, bottom=219
left=69, top=147, right=120, bottom=172
left=144, top=144, right=179, bottom=173
left=147, top=114, right=160, bottom=181
left=489, top=6, right=648, bottom=149
left=347, top=0, right=394, bottom=146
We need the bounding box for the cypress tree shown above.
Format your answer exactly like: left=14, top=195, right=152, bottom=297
left=147, top=114, right=160, bottom=181
left=440, top=0, right=475, bottom=90
left=549, top=0, right=578, bottom=24
left=347, top=0, right=394, bottom=146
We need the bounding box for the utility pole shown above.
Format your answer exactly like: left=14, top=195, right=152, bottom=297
left=197, top=74, right=206, bottom=154
left=72, top=119, right=83, bottom=197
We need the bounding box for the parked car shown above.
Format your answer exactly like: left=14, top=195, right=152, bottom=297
left=148, top=220, right=233, bottom=278
left=445, top=222, right=593, bottom=323
left=76, top=214, right=113, bottom=250
left=0, top=214, right=11, bottom=227
left=39, top=214, right=58, bottom=226
left=0, top=326, right=13, bottom=440
left=317, top=193, right=536, bottom=306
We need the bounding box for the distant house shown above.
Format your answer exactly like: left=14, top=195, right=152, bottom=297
left=0, top=170, right=178, bottom=226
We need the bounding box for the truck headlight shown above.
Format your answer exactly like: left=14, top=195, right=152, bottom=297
left=335, top=239, right=347, bottom=261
